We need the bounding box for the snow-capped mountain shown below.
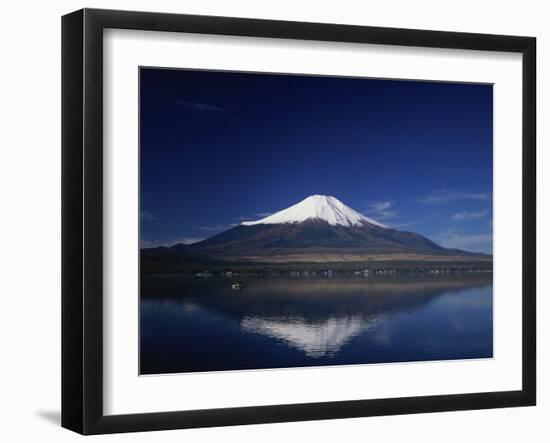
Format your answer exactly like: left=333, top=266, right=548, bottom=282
left=141, top=195, right=491, bottom=270
left=166, top=194, right=485, bottom=262
left=241, top=195, right=387, bottom=228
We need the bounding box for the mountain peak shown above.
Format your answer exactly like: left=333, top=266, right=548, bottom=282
left=241, top=195, right=387, bottom=228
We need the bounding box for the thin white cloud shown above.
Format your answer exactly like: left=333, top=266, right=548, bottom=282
left=368, top=201, right=393, bottom=212
left=451, top=209, right=488, bottom=221
left=389, top=214, right=436, bottom=229
left=389, top=221, right=416, bottom=229
left=140, top=211, right=157, bottom=222
left=173, top=99, right=225, bottom=112
left=377, top=210, right=398, bottom=221
left=366, top=200, right=398, bottom=221
left=418, top=190, right=491, bottom=204
left=140, top=239, right=158, bottom=248
left=439, top=234, right=493, bottom=250
left=198, top=223, right=238, bottom=231
left=433, top=228, right=492, bottom=253
left=236, top=213, right=272, bottom=221
left=367, top=201, right=437, bottom=228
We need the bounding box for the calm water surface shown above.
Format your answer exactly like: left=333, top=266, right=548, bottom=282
left=140, top=275, right=492, bottom=374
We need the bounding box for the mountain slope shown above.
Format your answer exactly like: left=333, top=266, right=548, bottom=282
left=168, top=195, right=487, bottom=262
left=183, top=218, right=448, bottom=259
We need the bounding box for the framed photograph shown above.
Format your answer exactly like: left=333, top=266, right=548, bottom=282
left=62, top=8, right=536, bottom=435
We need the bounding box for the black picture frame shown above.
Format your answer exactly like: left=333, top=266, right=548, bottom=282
left=62, top=8, right=536, bottom=435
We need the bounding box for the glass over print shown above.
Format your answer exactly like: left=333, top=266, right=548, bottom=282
left=139, top=68, right=493, bottom=374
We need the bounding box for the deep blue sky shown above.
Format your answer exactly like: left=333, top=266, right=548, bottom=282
left=140, top=68, right=493, bottom=253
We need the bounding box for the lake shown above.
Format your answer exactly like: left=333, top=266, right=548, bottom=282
left=140, top=274, right=493, bottom=374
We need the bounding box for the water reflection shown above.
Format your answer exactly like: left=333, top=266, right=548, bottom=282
left=140, top=275, right=493, bottom=374
left=241, top=314, right=383, bottom=357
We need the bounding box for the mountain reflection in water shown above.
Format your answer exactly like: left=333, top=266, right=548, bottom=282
left=241, top=314, right=382, bottom=358
left=140, top=275, right=493, bottom=374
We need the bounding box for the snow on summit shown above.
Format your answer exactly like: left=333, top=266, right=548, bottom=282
left=241, top=195, right=387, bottom=228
